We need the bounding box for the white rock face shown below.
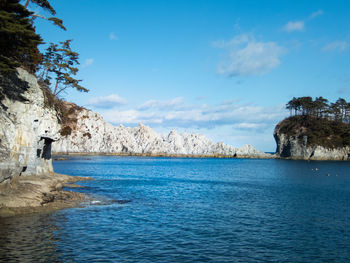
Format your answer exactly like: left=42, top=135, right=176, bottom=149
left=0, top=69, right=60, bottom=183
left=53, top=107, right=267, bottom=157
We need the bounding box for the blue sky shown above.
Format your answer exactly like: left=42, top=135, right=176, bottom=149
left=31, top=0, right=350, bottom=151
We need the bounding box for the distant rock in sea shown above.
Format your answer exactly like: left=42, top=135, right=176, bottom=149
left=274, top=115, right=350, bottom=160
left=52, top=104, right=268, bottom=158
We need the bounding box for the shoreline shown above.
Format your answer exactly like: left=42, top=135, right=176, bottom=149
left=52, top=152, right=275, bottom=159
left=0, top=173, right=93, bottom=218
left=52, top=152, right=350, bottom=161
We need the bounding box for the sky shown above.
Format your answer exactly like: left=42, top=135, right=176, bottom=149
left=30, top=0, right=350, bottom=152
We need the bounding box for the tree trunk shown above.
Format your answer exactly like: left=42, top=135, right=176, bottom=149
left=24, top=0, right=30, bottom=8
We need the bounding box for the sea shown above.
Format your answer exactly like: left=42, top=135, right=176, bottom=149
left=1, top=156, right=350, bottom=262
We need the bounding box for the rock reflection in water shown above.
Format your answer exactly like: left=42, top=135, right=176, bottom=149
left=0, top=213, right=64, bottom=263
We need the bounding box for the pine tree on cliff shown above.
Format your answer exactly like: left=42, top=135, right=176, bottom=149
left=0, top=0, right=43, bottom=73
left=314, top=96, right=328, bottom=118
left=285, top=96, right=350, bottom=123
left=39, top=40, right=89, bottom=97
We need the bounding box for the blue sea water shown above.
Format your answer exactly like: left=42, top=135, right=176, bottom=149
left=1, top=156, right=350, bottom=262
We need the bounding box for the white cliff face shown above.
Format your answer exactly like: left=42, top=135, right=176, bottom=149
left=0, top=68, right=60, bottom=184
left=53, top=107, right=267, bottom=157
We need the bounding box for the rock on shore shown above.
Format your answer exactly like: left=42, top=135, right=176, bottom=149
left=0, top=173, right=92, bottom=217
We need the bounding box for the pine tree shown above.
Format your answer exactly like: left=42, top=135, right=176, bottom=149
left=39, top=40, right=89, bottom=96
left=0, top=0, right=43, bottom=73
left=314, top=96, right=328, bottom=118
left=23, top=0, right=66, bottom=30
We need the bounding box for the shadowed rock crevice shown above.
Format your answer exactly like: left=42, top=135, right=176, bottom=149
left=0, top=71, right=30, bottom=109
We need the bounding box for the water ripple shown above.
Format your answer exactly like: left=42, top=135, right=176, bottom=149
left=1, top=157, right=350, bottom=262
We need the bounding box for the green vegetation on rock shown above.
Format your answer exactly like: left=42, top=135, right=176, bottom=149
left=277, top=97, right=350, bottom=149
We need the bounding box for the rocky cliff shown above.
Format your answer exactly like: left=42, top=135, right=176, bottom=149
left=274, top=116, right=350, bottom=160
left=52, top=105, right=268, bottom=158
left=0, top=69, right=60, bottom=184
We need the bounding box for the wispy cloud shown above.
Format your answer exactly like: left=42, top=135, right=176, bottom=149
left=283, top=10, right=323, bottom=33
left=323, top=41, right=348, bottom=52
left=109, top=32, right=118, bottom=40
left=309, top=10, right=324, bottom=20
left=82, top=58, right=94, bottom=68
left=283, top=21, right=304, bottom=32
left=214, top=34, right=285, bottom=77
left=138, top=97, right=184, bottom=111
left=87, top=94, right=126, bottom=109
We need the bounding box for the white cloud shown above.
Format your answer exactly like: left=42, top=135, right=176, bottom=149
left=138, top=97, right=184, bottom=110
left=215, top=34, right=285, bottom=77
left=101, top=98, right=287, bottom=132
left=87, top=94, right=126, bottom=109
left=82, top=58, right=94, bottom=68
left=282, top=10, right=322, bottom=33
left=283, top=21, right=305, bottom=32
left=232, top=122, right=267, bottom=130
left=309, top=10, right=323, bottom=19
left=109, top=32, right=118, bottom=40
left=323, top=41, right=348, bottom=52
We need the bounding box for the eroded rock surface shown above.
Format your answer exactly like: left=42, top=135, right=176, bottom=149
left=0, top=69, right=60, bottom=184
left=53, top=106, right=268, bottom=158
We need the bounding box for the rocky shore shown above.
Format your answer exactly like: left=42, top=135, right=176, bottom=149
left=0, top=69, right=93, bottom=216
left=0, top=173, right=92, bottom=217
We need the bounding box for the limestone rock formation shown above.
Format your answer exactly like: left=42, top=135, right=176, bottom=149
left=274, top=118, right=350, bottom=160
left=0, top=69, right=60, bottom=184
left=53, top=106, right=268, bottom=158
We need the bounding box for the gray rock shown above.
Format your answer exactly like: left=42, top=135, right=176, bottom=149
left=0, top=69, right=60, bottom=184
left=274, top=124, right=350, bottom=160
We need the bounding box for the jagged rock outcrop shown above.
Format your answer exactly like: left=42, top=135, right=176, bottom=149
left=274, top=117, right=350, bottom=160
left=53, top=106, right=268, bottom=158
left=0, top=69, right=60, bottom=184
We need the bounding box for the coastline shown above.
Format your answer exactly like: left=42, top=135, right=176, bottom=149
left=52, top=152, right=275, bottom=159
left=52, top=152, right=350, bottom=161
left=0, top=173, right=92, bottom=217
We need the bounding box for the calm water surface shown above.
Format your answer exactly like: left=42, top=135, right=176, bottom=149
left=1, top=157, right=350, bottom=262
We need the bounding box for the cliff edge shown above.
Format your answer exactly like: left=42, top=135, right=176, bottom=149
left=274, top=116, right=350, bottom=160
left=0, top=68, right=60, bottom=183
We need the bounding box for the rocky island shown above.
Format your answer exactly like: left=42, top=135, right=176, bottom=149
left=274, top=97, right=350, bottom=160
